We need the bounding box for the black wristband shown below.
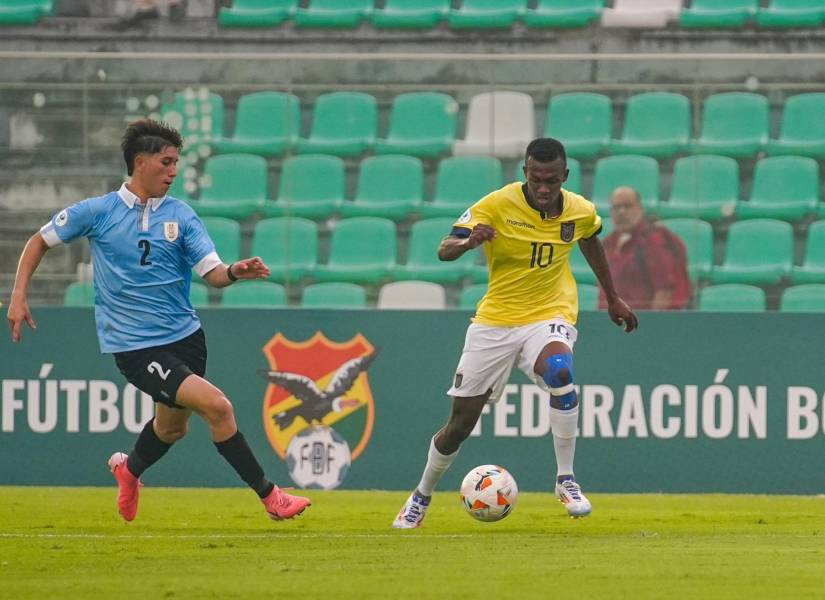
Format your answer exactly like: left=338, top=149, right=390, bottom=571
left=226, top=263, right=238, bottom=282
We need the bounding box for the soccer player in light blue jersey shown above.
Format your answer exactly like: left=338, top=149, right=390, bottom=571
left=6, top=119, right=310, bottom=522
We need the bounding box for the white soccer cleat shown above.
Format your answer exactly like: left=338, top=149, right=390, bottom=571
left=392, top=491, right=431, bottom=529
left=555, top=478, right=592, bottom=518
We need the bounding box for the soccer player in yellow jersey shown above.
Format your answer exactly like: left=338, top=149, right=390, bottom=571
left=393, top=138, right=638, bottom=528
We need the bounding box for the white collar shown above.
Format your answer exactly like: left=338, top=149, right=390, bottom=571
left=118, top=182, right=167, bottom=211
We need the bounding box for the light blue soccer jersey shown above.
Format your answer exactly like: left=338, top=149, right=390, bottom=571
left=40, top=184, right=222, bottom=353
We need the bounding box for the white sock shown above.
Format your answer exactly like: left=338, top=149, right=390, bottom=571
left=416, top=436, right=458, bottom=496
left=549, top=406, right=579, bottom=479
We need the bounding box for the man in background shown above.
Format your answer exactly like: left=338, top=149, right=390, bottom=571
left=599, top=186, right=691, bottom=310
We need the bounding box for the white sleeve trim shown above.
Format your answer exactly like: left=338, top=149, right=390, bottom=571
left=39, top=223, right=63, bottom=247
left=194, top=251, right=222, bottom=278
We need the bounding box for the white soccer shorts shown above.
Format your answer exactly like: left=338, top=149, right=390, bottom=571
left=446, top=318, right=578, bottom=402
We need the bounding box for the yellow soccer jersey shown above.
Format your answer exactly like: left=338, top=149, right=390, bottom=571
left=453, top=182, right=602, bottom=327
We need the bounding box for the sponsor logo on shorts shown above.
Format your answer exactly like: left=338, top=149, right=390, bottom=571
left=454, top=372, right=463, bottom=388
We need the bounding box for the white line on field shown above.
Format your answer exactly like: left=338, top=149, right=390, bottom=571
left=0, top=532, right=476, bottom=540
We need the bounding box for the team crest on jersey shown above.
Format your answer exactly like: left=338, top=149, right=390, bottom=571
left=163, top=221, right=179, bottom=242
left=560, top=221, right=575, bottom=242
left=457, top=209, right=472, bottom=224
left=259, top=331, right=378, bottom=461
left=55, top=209, right=68, bottom=227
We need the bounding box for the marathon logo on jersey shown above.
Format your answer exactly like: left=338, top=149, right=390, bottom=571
left=55, top=209, right=68, bottom=227
left=259, top=331, right=379, bottom=464
left=163, top=222, right=179, bottom=242
left=560, top=221, right=575, bottom=243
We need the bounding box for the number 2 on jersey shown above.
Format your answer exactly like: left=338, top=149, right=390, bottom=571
left=138, top=240, right=152, bottom=266
left=530, top=242, right=553, bottom=268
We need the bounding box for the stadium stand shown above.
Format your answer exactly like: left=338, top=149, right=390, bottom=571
left=250, top=217, right=319, bottom=283
left=767, top=93, right=825, bottom=159
left=160, top=90, right=224, bottom=143
left=447, top=0, right=526, bottom=29
left=790, top=221, right=825, bottom=285
left=300, top=282, right=367, bottom=309
left=0, top=0, right=53, bottom=26
left=591, top=155, right=660, bottom=213
left=578, top=284, right=599, bottom=311
left=189, top=282, right=210, bottom=307
left=756, top=0, right=825, bottom=28
left=217, top=0, right=298, bottom=28
left=371, top=0, right=450, bottom=29
left=679, top=0, right=758, bottom=28
left=296, top=91, right=377, bottom=157
left=736, top=156, right=819, bottom=222
left=394, top=217, right=476, bottom=284
left=699, top=284, right=767, bottom=312
left=453, top=91, right=536, bottom=159
left=523, top=0, right=604, bottom=28
left=659, top=218, right=714, bottom=282
left=293, top=0, right=373, bottom=28
left=190, top=154, right=268, bottom=219
left=691, top=92, right=769, bottom=158
left=609, top=92, right=690, bottom=158
left=314, top=217, right=398, bottom=284
left=211, top=91, right=300, bottom=157
left=377, top=280, right=447, bottom=309
left=601, top=0, right=682, bottom=28
left=710, top=219, right=794, bottom=286
left=373, top=92, right=458, bottom=158
left=220, top=281, right=288, bottom=307
left=339, top=154, right=423, bottom=221
left=657, top=155, right=739, bottom=221
left=419, top=156, right=504, bottom=218
left=63, top=281, right=94, bottom=307
left=780, top=283, right=825, bottom=312
left=544, top=93, right=612, bottom=160
left=265, top=154, right=345, bottom=219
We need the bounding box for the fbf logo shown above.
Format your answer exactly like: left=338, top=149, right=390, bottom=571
left=259, top=331, right=378, bottom=489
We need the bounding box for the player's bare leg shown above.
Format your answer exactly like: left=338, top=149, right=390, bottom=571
left=393, top=393, right=489, bottom=529
left=534, top=341, right=591, bottom=518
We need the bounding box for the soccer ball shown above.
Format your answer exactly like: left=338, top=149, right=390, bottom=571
left=460, top=465, right=518, bottom=522
left=285, top=426, right=351, bottom=490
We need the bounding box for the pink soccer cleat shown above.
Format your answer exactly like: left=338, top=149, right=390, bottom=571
left=262, top=486, right=311, bottom=520
left=108, top=451, right=140, bottom=522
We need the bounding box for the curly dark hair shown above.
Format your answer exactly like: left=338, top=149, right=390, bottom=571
left=121, top=119, right=183, bottom=175
left=524, top=137, right=567, bottom=166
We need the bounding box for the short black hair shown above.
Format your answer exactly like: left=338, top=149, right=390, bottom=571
left=121, top=119, right=183, bottom=176
left=525, top=137, right=567, bottom=166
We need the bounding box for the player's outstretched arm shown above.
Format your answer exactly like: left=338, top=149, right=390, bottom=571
left=203, top=256, right=271, bottom=288
left=7, top=232, right=51, bottom=343
left=438, top=224, right=496, bottom=261
left=578, top=235, right=638, bottom=333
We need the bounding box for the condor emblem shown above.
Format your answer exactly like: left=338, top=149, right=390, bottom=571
left=259, top=331, right=378, bottom=467
left=560, top=221, right=575, bottom=243
left=163, top=221, right=179, bottom=242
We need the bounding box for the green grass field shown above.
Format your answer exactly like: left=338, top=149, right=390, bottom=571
left=1, top=487, right=824, bottom=599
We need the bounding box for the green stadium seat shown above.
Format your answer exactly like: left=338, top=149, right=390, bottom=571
left=200, top=216, right=241, bottom=266
left=64, top=281, right=94, bottom=306
left=610, top=92, right=690, bottom=158
left=211, top=92, right=299, bottom=157
left=374, top=93, right=458, bottom=158
left=780, top=284, right=825, bottom=312
left=314, top=217, right=398, bottom=284
left=657, top=155, right=739, bottom=222
left=371, top=0, right=449, bottom=28
left=591, top=155, right=660, bottom=214
left=189, top=282, right=210, bottom=307
left=756, top=0, right=825, bottom=27
left=339, top=155, right=423, bottom=221
left=265, top=154, right=345, bottom=219
left=659, top=218, right=714, bottom=281
left=161, top=90, right=224, bottom=143
left=218, top=0, right=297, bottom=27
left=394, top=218, right=477, bottom=284
left=711, top=219, right=793, bottom=285
left=221, top=281, right=287, bottom=307
left=419, top=156, right=504, bottom=218
left=516, top=157, right=582, bottom=195
left=544, top=93, right=612, bottom=159
left=300, top=282, right=367, bottom=309
left=679, top=0, right=757, bottom=28
left=578, top=284, right=599, bottom=311
left=790, top=221, right=825, bottom=284
left=0, top=0, right=52, bottom=25
left=523, top=0, right=603, bottom=28
left=736, top=156, right=819, bottom=222
left=698, top=284, right=766, bottom=312
left=448, top=0, right=526, bottom=29
left=459, top=283, right=487, bottom=310
left=691, top=93, right=769, bottom=158
left=190, top=154, right=268, bottom=219
left=294, top=0, right=372, bottom=27
left=251, top=217, right=318, bottom=282
left=569, top=219, right=614, bottom=285
left=296, top=92, right=377, bottom=157
left=767, top=93, right=825, bottom=159
left=167, top=173, right=196, bottom=203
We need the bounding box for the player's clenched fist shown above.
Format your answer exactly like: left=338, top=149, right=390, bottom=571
left=467, top=223, right=496, bottom=249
